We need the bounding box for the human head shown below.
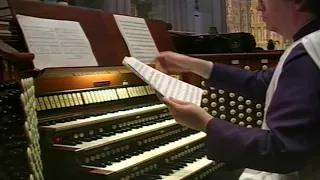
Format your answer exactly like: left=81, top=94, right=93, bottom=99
left=256, top=0, right=319, bottom=38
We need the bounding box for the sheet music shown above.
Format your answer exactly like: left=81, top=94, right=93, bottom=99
left=123, top=57, right=203, bottom=106
left=114, top=15, right=159, bottom=63
left=16, top=15, right=98, bottom=70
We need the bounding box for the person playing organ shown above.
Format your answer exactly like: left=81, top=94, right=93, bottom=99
left=153, top=0, right=320, bottom=179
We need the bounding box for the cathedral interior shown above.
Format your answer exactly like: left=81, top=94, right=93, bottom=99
left=41, top=0, right=290, bottom=50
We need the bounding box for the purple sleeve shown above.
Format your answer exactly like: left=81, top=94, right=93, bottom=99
left=206, top=63, right=275, bottom=103
left=206, top=43, right=320, bottom=173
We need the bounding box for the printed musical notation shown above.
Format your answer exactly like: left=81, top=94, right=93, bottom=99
left=16, top=15, right=98, bottom=69
left=123, top=57, right=203, bottom=106
left=114, top=15, right=159, bottom=63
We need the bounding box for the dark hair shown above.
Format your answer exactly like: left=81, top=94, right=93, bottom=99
left=291, top=0, right=320, bottom=17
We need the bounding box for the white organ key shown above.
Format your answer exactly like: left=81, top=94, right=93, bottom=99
left=86, top=132, right=206, bottom=172
left=67, top=120, right=177, bottom=151
left=43, top=104, right=168, bottom=131
left=161, top=157, right=214, bottom=180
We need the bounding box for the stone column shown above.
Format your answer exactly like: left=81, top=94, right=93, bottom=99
left=166, top=0, right=192, bottom=32
left=148, top=0, right=167, bottom=20
left=211, top=0, right=227, bottom=33
left=164, top=0, right=227, bottom=33
left=104, top=0, right=131, bottom=15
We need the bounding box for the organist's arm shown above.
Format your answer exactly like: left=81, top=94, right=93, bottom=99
left=153, top=51, right=274, bottom=103
left=205, top=63, right=275, bottom=103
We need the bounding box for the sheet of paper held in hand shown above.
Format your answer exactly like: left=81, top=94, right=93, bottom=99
left=123, top=57, right=203, bottom=106
left=114, top=14, right=159, bottom=63
left=16, top=15, right=98, bottom=69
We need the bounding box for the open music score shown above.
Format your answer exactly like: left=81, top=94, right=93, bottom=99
left=16, top=15, right=98, bottom=70
left=123, top=56, right=203, bottom=106
left=114, top=15, right=159, bottom=63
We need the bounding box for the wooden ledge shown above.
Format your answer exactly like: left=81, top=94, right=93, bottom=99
left=187, top=50, right=284, bottom=61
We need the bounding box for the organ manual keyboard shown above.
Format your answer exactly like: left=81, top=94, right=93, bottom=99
left=33, top=66, right=224, bottom=180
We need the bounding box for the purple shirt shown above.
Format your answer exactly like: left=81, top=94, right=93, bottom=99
left=205, top=18, right=320, bottom=174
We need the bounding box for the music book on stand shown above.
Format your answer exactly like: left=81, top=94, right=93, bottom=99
left=122, top=56, right=203, bottom=106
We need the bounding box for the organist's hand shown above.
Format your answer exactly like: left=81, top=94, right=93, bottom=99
left=161, top=97, right=213, bottom=132
left=153, top=51, right=213, bottom=79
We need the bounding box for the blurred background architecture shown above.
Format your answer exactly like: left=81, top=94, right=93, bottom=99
left=249, top=0, right=290, bottom=49
left=39, top=0, right=290, bottom=50
left=225, top=0, right=289, bottom=50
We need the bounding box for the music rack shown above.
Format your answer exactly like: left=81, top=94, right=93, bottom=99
left=9, top=0, right=175, bottom=67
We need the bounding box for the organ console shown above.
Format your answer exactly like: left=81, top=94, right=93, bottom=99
left=31, top=66, right=226, bottom=180
left=2, top=0, right=284, bottom=180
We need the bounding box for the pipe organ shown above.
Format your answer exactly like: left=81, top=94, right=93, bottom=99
left=1, top=0, right=283, bottom=180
